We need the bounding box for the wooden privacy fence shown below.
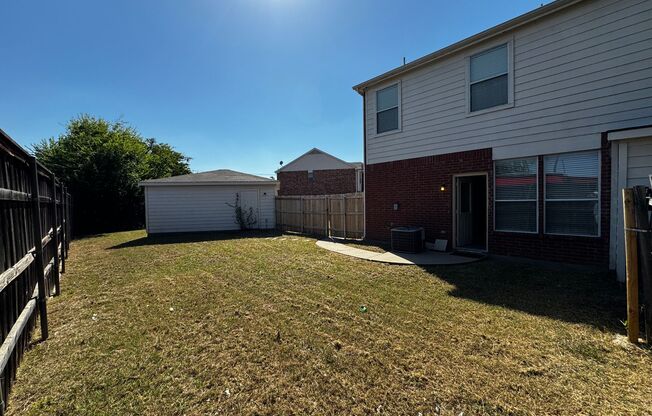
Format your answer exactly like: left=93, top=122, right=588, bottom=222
left=623, top=185, right=652, bottom=344
left=276, top=193, right=364, bottom=239
left=0, top=129, right=71, bottom=413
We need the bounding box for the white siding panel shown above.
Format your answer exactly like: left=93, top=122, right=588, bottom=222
left=364, top=0, right=652, bottom=165
left=146, top=185, right=276, bottom=234
left=626, top=140, right=652, bottom=185
left=515, top=0, right=649, bottom=53
left=613, top=137, right=652, bottom=280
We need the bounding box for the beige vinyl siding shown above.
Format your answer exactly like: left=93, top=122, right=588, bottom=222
left=145, top=185, right=276, bottom=234
left=364, top=0, right=652, bottom=164
left=626, top=141, right=652, bottom=186
left=610, top=136, right=652, bottom=281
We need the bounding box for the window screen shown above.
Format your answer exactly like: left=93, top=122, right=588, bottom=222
left=470, top=44, right=508, bottom=112
left=494, top=157, right=537, bottom=233
left=376, top=84, right=399, bottom=133
left=544, top=151, right=599, bottom=236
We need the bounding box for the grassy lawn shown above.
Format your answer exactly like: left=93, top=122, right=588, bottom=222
left=6, top=230, right=652, bottom=415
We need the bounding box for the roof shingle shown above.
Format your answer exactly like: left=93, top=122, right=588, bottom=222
left=140, top=169, right=277, bottom=186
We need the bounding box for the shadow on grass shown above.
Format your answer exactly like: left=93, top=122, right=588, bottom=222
left=108, top=229, right=284, bottom=250
left=422, top=259, right=626, bottom=331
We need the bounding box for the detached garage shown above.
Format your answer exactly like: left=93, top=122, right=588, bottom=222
left=140, top=169, right=278, bottom=234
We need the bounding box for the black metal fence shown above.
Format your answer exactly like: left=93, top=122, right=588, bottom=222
left=0, top=128, right=71, bottom=413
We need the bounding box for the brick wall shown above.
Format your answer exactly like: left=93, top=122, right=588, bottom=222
left=365, top=148, right=493, bottom=245
left=365, top=139, right=611, bottom=267
left=278, top=169, right=357, bottom=196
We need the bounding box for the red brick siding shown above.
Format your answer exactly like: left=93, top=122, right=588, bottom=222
left=365, top=139, right=611, bottom=267
left=278, top=169, right=357, bottom=196
left=365, top=148, right=493, bottom=244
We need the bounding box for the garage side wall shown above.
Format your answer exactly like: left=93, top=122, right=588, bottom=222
left=145, top=185, right=276, bottom=233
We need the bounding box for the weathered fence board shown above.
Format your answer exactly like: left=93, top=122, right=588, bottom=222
left=276, top=193, right=363, bottom=239
left=0, top=128, right=71, bottom=412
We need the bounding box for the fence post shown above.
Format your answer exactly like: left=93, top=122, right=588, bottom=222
left=342, top=195, right=347, bottom=239
left=325, top=196, right=329, bottom=237
left=29, top=157, right=49, bottom=341
left=64, top=190, right=71, bottom=253
left=50, top=173, right=61, bottom=296
left=300, top=196, right=304, bottom=234
left=633, top=186, right=652, bottom=342
left=59, top=183, right=66, bottom=273
left=623, top=188, right=639, bottom=343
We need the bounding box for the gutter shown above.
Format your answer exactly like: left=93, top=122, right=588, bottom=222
left=362, top=90, right=367, bottom=240
left=352, top=0, right=584, bottom=94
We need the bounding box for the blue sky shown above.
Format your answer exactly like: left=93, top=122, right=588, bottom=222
left=1, top=0, right=546, bottom=177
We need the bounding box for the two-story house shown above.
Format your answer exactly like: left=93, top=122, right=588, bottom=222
left=353, top=0, right=652, bottom=280
left=277, top=148, right=363, bottom=196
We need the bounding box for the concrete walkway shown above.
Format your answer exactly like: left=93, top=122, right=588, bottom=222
left=316, top=240, right=483, bottom=265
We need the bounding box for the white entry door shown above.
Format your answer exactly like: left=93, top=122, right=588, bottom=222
left=238, top=190, right=259, bottom=227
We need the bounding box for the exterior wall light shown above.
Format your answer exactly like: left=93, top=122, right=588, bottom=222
left=440, top=184, right=446, bottom=192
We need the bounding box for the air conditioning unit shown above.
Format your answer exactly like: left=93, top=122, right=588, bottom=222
left=391, top=227, right=425, bottom=253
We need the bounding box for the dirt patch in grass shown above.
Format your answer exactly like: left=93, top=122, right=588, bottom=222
left=6, top=230, right=651, bottom=415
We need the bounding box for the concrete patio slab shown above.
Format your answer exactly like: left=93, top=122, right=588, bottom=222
left=316, top=240, right=483, bottom=265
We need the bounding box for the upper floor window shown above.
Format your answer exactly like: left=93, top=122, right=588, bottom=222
left=469, top=44, right=508, bottom=112
left=544, top=151, right=600, bottom=237
left=376, top=83, right=399, bottom=134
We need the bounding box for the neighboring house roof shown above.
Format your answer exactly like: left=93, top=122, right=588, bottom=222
left=277, top=148, right=362, bottom=173
left=139, top=169, right=278, bottom=186
left=352, top=0, right=583, bottom=93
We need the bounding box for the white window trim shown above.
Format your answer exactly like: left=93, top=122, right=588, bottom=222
left=543, top=150, right=601, bottom=238
left=374, top=81, right=402, bottom=137
left=465, top=39, right=514, bottom=117
left=493, top=157, right=539, bottom=234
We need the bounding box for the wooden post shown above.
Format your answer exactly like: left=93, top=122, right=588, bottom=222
left=633, top=186, right=652, bottom=343
left=342, top=195, right=347, bottom=239
left=64, top=191, right=71, bottom=253
left=623, top=188, right=639, bottom=343
left=300, top=196, right=304, bottom=234
left=325, top=196, right=330, bottom=237
left=50, top=174, right=61, bottom=296
left=59, top=183, right=66, bottom=273
left=29, top=157, right=48, bottom=341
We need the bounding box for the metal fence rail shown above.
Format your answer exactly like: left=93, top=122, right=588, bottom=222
left=0, top=128, right=71, bottom=413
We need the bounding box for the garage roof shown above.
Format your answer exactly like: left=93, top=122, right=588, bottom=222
left=139, top=169, right=278, bottom=186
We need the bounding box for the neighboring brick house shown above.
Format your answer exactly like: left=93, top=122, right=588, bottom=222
left=277, top=148, right=363, bottom=196
left=353, top=0, right=652, bottom=281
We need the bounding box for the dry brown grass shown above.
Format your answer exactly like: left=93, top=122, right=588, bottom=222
left=6, top=230, right=652, bottom=415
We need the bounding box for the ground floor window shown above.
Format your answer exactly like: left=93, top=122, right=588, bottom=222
left=544, top=150, right=600, bottom=236
left=494, top=157, right=538, bottom=233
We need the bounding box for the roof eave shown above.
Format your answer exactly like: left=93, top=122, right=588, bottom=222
left=352, top=0, right=583, bottom=94
left=139, top=181, right=279, bottom=187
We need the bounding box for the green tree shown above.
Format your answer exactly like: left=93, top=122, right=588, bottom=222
left=142, top=138, right=191, bottom=179
left=34, top=115, right=190, bottom=234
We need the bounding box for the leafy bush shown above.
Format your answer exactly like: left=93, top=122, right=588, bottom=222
left=34, top=115, right=190, bottom=235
